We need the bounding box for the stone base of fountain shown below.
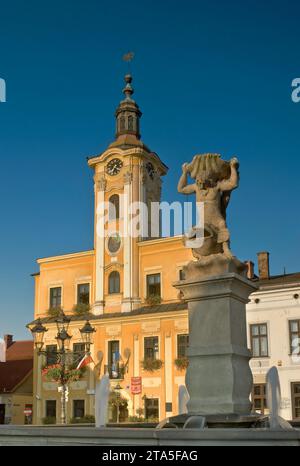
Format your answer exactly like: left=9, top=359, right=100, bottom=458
left=157, top=413, right=294, bottom=430
left=0, top=424, right=299, bottom=446
left=158, top=413, right=265, bottom=430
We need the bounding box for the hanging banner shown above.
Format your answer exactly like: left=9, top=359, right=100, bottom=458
left=131, top=377, right=142, bottom=395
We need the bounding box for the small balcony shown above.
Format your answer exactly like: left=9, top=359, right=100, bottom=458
left=104, top=363, right=125, bottom=380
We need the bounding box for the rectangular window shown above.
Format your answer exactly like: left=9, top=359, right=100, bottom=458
left=289, top=320, right=300, bottom=355
left=46, top=345, right=57, bottom=366
left=146, top=274, right=161, bottom=298
left=49, top=287, right=62, bottom=309
left=291, top=382, right=300, bottom=420
left=46, top=400, right=56, bottom=419
left=144, top=336, right=159, bottom=360
left=73, top=343, right=86, bottom=366
left=250, top=324, right=269, bottom=358
left=77, top=283, right=90, bottom=305
left=73, top=400, right=85, bottom=419
left=145, top=398, right=159, bottom=420
left=251, top=384, right=267, bottom=415
left=177, top=334, right=189, bottom=358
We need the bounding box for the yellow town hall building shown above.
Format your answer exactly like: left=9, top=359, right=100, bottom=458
left=30, top=74, right=194, bottom=424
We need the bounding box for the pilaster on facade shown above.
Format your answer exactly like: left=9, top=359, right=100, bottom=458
left=94, top=173, right=106, bottom=315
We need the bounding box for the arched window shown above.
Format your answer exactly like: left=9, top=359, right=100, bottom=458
left=128, top=115, right=134, bottom=131
left=109, top=271, right=120, bottom=294
left=109, top=194, right=120, bottom=220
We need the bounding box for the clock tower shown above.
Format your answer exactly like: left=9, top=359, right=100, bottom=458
left=88, top=74, right=168, bottom=314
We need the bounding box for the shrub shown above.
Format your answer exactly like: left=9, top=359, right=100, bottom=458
left=42, top=416, right=56, bottom=425
left=109, top=391, right=128, bottom=408
left=174, top=357, right=189, bottom=371
left=47, top=307, right=62, bottom=318
left=147, top=417, right=159, bottom=423
left=42, top=364, right=84, bottom=383
left=128, top=416, right=145, bottom=423
left=70, top=415, right=95, bottom=424
left=73, top=303, right=91, bottom=315
left=136, top=408, right=144, bottom=418
left=145, top=295, right=161, bottom=306
left=141, top=358, right=163, bottom=372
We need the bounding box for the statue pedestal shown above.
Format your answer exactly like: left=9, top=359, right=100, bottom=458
left=174, top=272, right=258, bottom=416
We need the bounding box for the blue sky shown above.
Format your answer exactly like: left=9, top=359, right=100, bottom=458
left=0, top=0, right=300, bottom=339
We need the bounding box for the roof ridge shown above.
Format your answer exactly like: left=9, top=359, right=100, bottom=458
left=9, top=340, right=33, bottom=343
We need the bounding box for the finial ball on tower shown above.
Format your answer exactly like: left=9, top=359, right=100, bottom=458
left=125, top=74, right=132, bottom=83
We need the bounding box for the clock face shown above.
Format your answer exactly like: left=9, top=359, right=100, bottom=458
left=106, top=158, right=123, bottom=176
left=146, top=162, right=155, bottom=179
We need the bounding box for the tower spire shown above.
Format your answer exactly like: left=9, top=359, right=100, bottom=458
left=123, top=74, right=134, bottom=100
left=115, top=74, right=142, bottom=140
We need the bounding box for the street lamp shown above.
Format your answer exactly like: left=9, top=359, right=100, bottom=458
left=142, top=394, right=148, bottom=420
left=79, top=320, right=96, bottom=352
left=29, top=312, right=96, bottom=425
left=56, top=328, right=72, bottom=351
left=114, top=383, right=123, bottom=424
left=30, top=319, right=48, bottom=351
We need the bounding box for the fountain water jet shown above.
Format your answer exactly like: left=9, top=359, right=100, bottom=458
left=95, top=372, right=110, bottom=428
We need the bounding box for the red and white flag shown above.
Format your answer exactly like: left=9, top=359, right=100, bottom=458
left=76, top=353, right=94, bottom=370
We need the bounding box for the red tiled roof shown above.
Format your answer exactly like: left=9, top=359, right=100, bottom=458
left=0, top=340, right=33, bottom=393
left=6, top=340, right=33, bottom=361
left=0, top=360, right=33, bottom=392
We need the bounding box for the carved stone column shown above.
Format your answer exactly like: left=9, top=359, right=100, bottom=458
left=174, top=273, right=257, bottom=416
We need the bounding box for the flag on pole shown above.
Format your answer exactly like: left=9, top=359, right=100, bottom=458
left=114, top=351, right=121, bottom=362
left=76, top=353, right=94, bottom=370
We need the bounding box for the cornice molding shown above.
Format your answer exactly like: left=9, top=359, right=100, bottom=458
left=88, top=147, right=168, bottom=175
left=104, top=262, right=124, bottom=272
left=37, top=250, right=94, bottom=264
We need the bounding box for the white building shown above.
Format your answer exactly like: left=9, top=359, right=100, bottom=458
left=247, top=252, right=300, bottom=421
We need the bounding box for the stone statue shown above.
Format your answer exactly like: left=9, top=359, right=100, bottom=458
left=178, top=153, right=246, bottom=279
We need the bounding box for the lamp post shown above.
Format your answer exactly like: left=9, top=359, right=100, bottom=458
left=29, top=312, right=96, bottom=425
left=142, top=394, right=147, bottom=420
left=114, top=383, right=123, bottom=424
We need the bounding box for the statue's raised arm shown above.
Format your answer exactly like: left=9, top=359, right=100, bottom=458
left=178, top=163, right=196, bottom=195
left=218, top=157, right=239, bottom=192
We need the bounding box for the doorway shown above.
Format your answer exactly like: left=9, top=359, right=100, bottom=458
left=0, top=404, right=5, bottom=424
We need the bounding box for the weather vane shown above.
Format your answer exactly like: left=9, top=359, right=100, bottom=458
left=123, top=52, right=135, bottom=73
